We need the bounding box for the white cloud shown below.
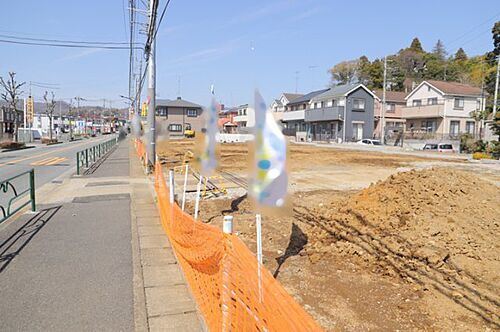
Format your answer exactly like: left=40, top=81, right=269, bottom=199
left=54, top=49, right=106, bottom=63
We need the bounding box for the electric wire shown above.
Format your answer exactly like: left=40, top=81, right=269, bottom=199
left=0, top=38, right=142, bottom=49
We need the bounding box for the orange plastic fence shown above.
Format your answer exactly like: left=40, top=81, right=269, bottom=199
left=134, top=138, right=147, bottom=166
left=152, top=156, right=323, bottom=331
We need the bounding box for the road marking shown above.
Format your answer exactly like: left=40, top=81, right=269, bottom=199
left=0, top=139, right=107, bottom=167
left=30, top=157, right=67, bottom=166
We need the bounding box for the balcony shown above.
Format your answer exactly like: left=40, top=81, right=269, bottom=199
left=401, top=104, right=445, bottom=119
left=305, top=106, right=344, bottom=122
left=282, top=110, right=304, bottom=121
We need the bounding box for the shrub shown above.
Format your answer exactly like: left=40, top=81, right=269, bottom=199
left=486, top=141, right=500, bottom=159
left=41, top=138, right=59, bottom=144
left=0, top=141, right=26, bottom=149
left=460, top=133, right=474, bottom=153
left=472, top=152, right=494, bottom=160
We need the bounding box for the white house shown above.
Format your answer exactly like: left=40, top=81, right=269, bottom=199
left=233, top=104, right=255, bottom=131
left=270, top=93, right=303, bottom=122
left=402, top=80, right=485, bottom=138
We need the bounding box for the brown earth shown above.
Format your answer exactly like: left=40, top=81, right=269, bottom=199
left=158, top=139, right=500, bottom=331
left=156, top=139, right=437, bottom=171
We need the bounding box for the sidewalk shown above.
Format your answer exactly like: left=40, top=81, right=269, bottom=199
left=0, top=138, right=204, bottom=331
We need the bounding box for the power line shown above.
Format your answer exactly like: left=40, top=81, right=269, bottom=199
left=0, top=33, right=142, bottom=45
left=446, top=11, right=500, bottom=47
left=152, top=0, right=172, bottom=43
left=0, top=38, right=142, bottom=49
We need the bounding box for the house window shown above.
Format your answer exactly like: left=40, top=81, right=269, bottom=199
left=168, top=124, right=182, bottom=132
left=428, top=98, right=438, bottom=105
left=157, top=106, right=167, bottom=117
left=352, top=98, right=365, bottom=110
left=421, top=120, right=436, bottom=132
left=186, top=109, right=197, bottom=117
left=386, top=103, right=396, bottom=112
left=412, top=99, right=422, bottom=107
left=450, top=120, right=460, bottom=136
left=476, top=100, right=481, bottom=110
left=332, top=99, right=338, bottom=107
left=465, top=121, right=475, bottom=135
left=454, top=98, right=464, bottom=109
left=314, top=102, right=318, bottom=109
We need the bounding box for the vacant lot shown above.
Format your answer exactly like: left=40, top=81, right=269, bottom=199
left=157, top=138, right=500, bottom=331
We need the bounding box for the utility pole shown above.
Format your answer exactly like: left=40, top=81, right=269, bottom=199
left=146, top=0, right=158, bottom=169
left=381, top=56, right=387, bottom=145
left=493, top=54, right=500, bottom=114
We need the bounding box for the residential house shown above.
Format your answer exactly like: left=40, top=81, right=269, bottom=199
left=270, top=93, right=303, bottom=122
left=155, top=97, right=204, bottom=137
left=373, top=90, right=407, bottom=138
left=218, top=106, right=238, bottom=133
left=281, top=89, right=328, bottom=138
left=0, top=107, right=18, bottom=140
left=233, top=104, right=255, bottom=132
left=307, top=84, right=376, bottom=141
left=402, top=80, right=485, bottom=139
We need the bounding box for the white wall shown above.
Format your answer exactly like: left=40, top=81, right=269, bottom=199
left=444, top=96, right=481, bottom=117
left=406, top=83, right=442, bottom=106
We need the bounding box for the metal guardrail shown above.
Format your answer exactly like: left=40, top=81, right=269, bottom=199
left=0, top=169, right=36, bottom=223
left=76, top=137, right=118, bottom=175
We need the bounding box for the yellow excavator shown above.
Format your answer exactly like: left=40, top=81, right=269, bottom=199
left=184, top=123, right=195, bottom=138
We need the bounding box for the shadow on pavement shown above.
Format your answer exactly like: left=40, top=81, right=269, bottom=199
left=0, top=206, right=61, bottom=273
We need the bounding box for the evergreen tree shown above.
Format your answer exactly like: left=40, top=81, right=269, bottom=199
left=432, top=39, right=447, bottom=60
left=454, top=48, right=468, bottom=62
left=409, top=37, right=424, bottom=53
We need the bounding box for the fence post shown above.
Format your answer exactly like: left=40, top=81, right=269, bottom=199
left=222, top=215, right=233, bottom=332
left=76, top=152, right=80, bottom=175
left=29, top=169, right=36, bottom=212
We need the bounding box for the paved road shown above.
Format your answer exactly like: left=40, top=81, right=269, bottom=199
left=0, top=135, right=116, bottom=189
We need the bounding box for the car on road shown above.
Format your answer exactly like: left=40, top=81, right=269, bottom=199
left=422, top=143, right=456, bottom=152
left=357, top=139, right=382, bottom=146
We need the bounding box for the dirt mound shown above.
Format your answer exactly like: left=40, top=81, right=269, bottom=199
left=301, top=168, right=500, bottom=327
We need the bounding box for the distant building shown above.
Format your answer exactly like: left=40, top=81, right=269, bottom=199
left=281, top=84, right=376, bottom=142
left=218, top=106, right=238, bottom=133
left=155, top=97, right=204, bottom=137
left=373, top=90, right=407, bottom=138
left=402, top=80, right=485, bottom=139
left=270, top=93, right=303, bottom=122
left=233, top=104, right=255, bottom=132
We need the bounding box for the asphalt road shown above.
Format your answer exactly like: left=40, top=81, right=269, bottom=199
left=0, top=135, right=116, bottom=189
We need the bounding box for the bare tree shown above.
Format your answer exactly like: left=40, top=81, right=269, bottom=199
left=0, top=72, right=25, bottom=141
left=43, top=91, right=57, bottom=141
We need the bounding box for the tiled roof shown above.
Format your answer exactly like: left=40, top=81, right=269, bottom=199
left=156, top=98, right=202, bottom=108
left=287, top=88, right=329, bottom=105
left=426, top=80, right=483, bottom=96
left=283, top=93, right=303, bottom=101
left=373, top=90, right=408, bottom=103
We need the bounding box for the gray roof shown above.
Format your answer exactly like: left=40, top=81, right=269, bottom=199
left=311, top=83, right=363, bottom=101
left=156, top=98, right=202, bottom=108
left=287, top=88, right=329, bottom=105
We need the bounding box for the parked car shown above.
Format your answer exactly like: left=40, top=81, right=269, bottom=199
left=357, top=139, right=382, bottom=146
left=423, top=143, right=455, bottom=152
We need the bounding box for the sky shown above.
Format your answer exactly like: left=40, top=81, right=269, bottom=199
left=1, top=0, right=499, bottom=108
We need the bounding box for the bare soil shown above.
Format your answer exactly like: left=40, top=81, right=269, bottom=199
left=158, top=139, right=500, bottom=331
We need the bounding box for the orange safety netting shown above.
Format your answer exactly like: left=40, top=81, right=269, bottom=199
left=136, top=139, right=322, bottom=331
left=134, top=138, right=147, bottom=166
